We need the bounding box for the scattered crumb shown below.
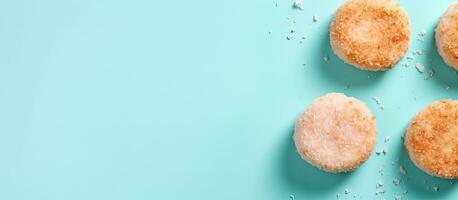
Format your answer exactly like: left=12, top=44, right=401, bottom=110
left=393, top=178, right=401, bottom=185
left=382, top=147, right=388, bottom=155
left=375, top=188, right=386, bottom=195
left=299, top=34, right=306, bottom=44
left=290, top=29, right=295, bottom=33
left=344, top=85, right=351, bottom=90
left=450, top=180, right=455, bottom=185
left=413, top=50, right=424, bottom=56
left=395, top=195, right=402, bottom=200
left=372, top=97, right=384, bottom=110
left=294, top=0, right=304, bottom=10
left=384, top=136, right=391, bottom=143
left=275, top=2, right=278, bottom=7
left=417, top=30, right=427, bottom=42
left=286, top=35, right=293, bottom=40
left=289, top=194, right=296, bottom=200
left=379, top=165, right=385, bottom=175
left=419, top=30, right=427, bottom=37
left=400, top=165, right=407, bottom=175
left=424, top=69, right=435, bottom=80
left=402, top=63, right=410, bottom=68
left=406, top=55, right=414, bottom=60
left=375, top=150, right=381, bottom=156
left=344, top=189, right=350, bottom=194
left=376, top=180, right=384, bottom=188
left=323, top=55, right=329, bottom=62
left=313, top=15, right=318, bottom=22
left=336, top=194, right=340, bottom=199
left=445, top=85, right=451, bottom=90
left=372, top=96, right=381, bottom=105
left=415, top=63, right=425, bottom=73
left=432, top=185, right=440, bottom=192
left=268, top=31, right=272, bottom=34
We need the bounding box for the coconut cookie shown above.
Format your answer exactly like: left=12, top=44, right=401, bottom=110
left=405, top=100, right=458, bottom=179
left=294, top=93, right=377, bottom=173
left=330, top=0, right=411, bottom=71
left=436, top=4, right=458, bottom=71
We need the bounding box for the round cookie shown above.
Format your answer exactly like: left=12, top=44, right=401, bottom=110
left=330, top=0, right=411, bottom=71
left=405, top=100, right=458, bottom=179
left=294, top=93, right=377, bottom=173
left=436, top=4, right=458, bottom=71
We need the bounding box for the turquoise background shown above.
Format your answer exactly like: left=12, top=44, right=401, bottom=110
left=1, top=0, right=458, bottom=199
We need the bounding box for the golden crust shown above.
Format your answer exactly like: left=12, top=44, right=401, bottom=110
left=294, top=93, right=377, bottom=173
left=330, top=0, right=411, bottom=71
left=405, top=100, right=458, bottom=179
left=436, top=4, right=458, bottom=71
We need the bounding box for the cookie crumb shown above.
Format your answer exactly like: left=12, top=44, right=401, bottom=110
left=424, top=69, right=435, bottom=80
left=323, top=55, right=329, bottom=62
left=384, top=136, right=391, bottom=143
left=379, top=165, right=385, bottom=175
left=399, top=165, right=407, bottom=175
left=372, top=96, right=381, bottom=105
left=376, top=180, right=384, bottom=188
left=417, top=30, right=427, bottom=42
left=432, top=185, right=440, bottom=192
left=393, top=178, right=401, bottom=185
left=375, top=188, right=386, bottom=195
left=294, top=0, right=304, bottom=10
left=313, top=15, right=318, bottom=22
left=415, top=63, right=425, bottom=73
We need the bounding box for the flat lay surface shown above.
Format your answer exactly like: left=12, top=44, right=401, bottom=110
left=1, top=0, right=458, bottom=199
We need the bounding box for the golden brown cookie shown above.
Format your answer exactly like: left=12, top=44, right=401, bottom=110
left=405, top=100, right=458, bottom=179
left=330, top=0, right=411, bottom=71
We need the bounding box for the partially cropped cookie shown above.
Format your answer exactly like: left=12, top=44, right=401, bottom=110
left=294, top=93, right=377, bottom=173
left=405, top=100, right=458, bottom=179
left=436, top=4, right=458, bottom=71
left=330, top=0, right=411, bottom=71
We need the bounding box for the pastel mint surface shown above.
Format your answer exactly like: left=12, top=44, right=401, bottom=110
left=0, top=0, right=457, bottom=199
